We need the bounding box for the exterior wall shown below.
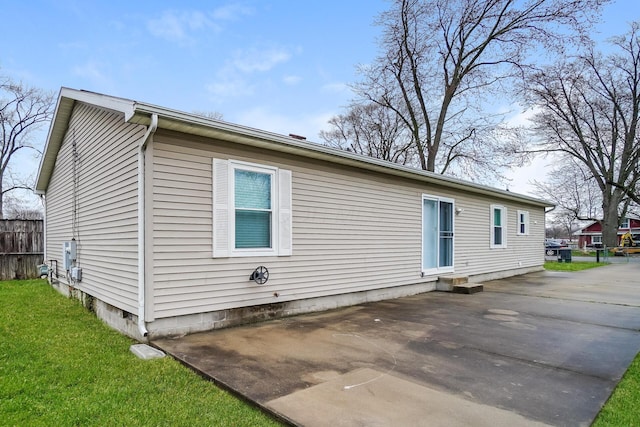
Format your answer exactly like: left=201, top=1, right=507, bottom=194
left=44, top=102, right=144, bottom=314
left=148, top=131, right=545, bottom=326
left=577, top=219, right=640, bottom=247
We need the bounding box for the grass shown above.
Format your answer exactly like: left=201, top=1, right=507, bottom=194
left=0, top=279, right=282, bottom=427
left=544, top=261, right=606, bottom=271
left=593, top=352, right=640, bottom=426
left=3, top=279, right=639, bottom=426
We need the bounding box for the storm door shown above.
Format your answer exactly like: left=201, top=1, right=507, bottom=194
left=422, top=196, right=454, bottom=273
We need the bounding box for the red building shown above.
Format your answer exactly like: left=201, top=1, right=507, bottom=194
left=576, top=216, right=640, bottom=248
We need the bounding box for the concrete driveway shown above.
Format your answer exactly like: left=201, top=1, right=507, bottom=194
left=154, top=263, right=640, bottom=427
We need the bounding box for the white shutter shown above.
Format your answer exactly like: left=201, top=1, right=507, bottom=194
left=278, top=169, right=292, bottom=256
left=212, top=159, right=229, bottom=257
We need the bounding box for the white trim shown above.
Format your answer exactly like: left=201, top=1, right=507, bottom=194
left=229, top=161, right=278, bottom=257
left=212, top=158, right=292, bottom=258
left=212, top=159, right=230, bottom=257
left=517, top=210, right=529, bottom=236
left=277, top=169, right=293, bottom=256
left=421, top=195, right=455, bottom=275
left=37, top=88, right=553, bottom=210
left=490, top=205, right=507, bottom=249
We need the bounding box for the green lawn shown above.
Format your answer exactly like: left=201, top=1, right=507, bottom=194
left=0, top=279, right=282, bottom=427
left=544, top=261, right=606, bottom=271
left=593, top=352, right=640, bottom=426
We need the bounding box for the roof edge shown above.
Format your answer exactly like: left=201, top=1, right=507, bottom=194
left=35, top=88, right=136, bottom=193
left=35, top=88, right=553, bottom=208
left=129, top=101, right=553, bottom=208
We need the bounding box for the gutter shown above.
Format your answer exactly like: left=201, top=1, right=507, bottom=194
left=128, top=105, right=553, bottom=208
left=137, top=113, right=158, bottom=338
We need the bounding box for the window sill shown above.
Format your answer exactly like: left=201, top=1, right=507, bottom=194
left=229, top=248, right=279, bottom=257
left=422, top=267, right=454, bottom=276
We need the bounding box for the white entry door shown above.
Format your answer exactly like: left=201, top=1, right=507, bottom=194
left=422, top=196, right=454, bottom=273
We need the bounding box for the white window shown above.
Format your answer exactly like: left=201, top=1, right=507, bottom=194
left=490, top=205, right=507, bottom=248
left=517, top=210, right=529, bottom=236
left=213, top=159, right=292, bottom=257
left=621, top=218, right=630, bottom=229
left=592, top=235, right=602, bottom=244
left=422, top=195, right=454, bottom=274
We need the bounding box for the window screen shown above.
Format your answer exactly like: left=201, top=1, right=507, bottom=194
left=234, top=169, right=272, bottom=249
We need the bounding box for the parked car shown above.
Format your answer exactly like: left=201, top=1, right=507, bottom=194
left=545, top=239, right=566, bottom=256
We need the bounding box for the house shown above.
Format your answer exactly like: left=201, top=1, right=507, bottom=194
left=35, top=88, right=552, bottom=341
left=576, top=216, right=640, bottom=248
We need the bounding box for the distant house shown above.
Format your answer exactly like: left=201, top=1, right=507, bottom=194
left=35, top=88, right=552, bottom=341
left=576, top=216, right=640, bottom=248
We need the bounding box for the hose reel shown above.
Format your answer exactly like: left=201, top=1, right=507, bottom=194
left=250, top=266, right=269, bottom=285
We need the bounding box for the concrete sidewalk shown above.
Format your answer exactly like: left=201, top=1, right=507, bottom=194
left=154, top=263, right=640, bottom=426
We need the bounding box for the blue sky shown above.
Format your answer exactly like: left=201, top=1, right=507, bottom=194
left=3, top=1, right=388, bottom=139
left=1, top=0, right=637, bottom=205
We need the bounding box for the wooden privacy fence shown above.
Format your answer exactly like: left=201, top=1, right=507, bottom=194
left=0, top=219, right=44, bottom=280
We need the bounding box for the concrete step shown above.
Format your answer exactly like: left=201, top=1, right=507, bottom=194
left=436, top=275, right=469, bottom=291
left=452, top=283, right=484, bottom=294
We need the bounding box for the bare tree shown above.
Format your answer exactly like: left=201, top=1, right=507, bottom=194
left=328, top=0, right=608, bottom=180
left=533, top=160, right=603, bottom=222
left=0, top=76, right=54, bottom=218
left=320, top=102, right=415, bottom=164
left=546, top=209, right=578, bottom=240
left=526, top=22, right=640, bottom=247
left=3, top=191, right=43, bottom=219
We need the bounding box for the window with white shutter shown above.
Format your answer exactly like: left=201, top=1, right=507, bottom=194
left=213, top=159, right=292, bottom=257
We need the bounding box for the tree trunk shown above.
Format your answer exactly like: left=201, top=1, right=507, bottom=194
left=601, top=197, right=621, bottom=248
left=0, top=176, right=4, bottom=220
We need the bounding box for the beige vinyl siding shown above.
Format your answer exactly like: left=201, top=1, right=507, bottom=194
left=45, top=103, right=144, bottom=313
left=452, top=198, right=545, bottom=277
left=150, top=132, right=544, bottom=319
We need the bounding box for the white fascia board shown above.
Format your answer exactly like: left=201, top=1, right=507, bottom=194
left=61, top=88, right=136, bottom=119
left=35, top=88, right=137, bottom=193
left=34, top=87, right=554, bottom=209
left=130, top=101, right=553, bottom=208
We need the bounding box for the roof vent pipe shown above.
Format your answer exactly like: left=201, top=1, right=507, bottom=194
left=137, top=113, right=158, bottom=338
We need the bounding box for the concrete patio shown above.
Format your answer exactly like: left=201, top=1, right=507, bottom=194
left=154, top=263, right=640, bottom=426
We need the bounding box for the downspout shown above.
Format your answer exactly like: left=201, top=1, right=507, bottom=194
left=41, top=195, right=47, bottom=262
left=137, top=113, right=158, bottom=338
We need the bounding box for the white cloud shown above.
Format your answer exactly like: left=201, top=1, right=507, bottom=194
left=206, top=78, right=254, bottom=98
left=146, top=5, right=254, bottom=44
left=72, top=60, right=111, bottom=86
left=206, top=45, right=295, bottom=99
left=211, top=3, right=254, bottom=20
left=504, top=105, right=539, bottom=127
left=234, top=107, right=331, bottom=142
left=504, top=155, right=552, bottom=197
left=231, top=47, right=291, bottom=73
left=321, top=82, right=350, bottom=94
left=283, top=75, right=302, bottom=85
left=147, top=10, right=219, bottom=43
